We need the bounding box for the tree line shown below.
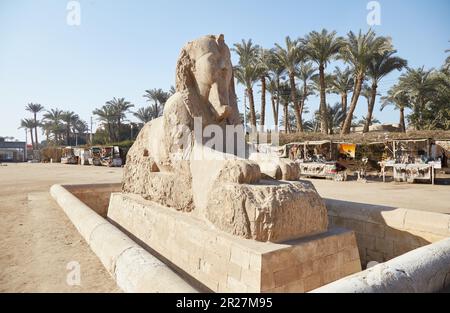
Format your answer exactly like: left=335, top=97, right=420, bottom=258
left=20, top=29, right=449, bottom=148
left=233, top=28, right=450, bottom=134
left=19, top=87, right=174, bottom=148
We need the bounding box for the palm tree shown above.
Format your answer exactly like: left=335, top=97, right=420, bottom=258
left=133, top=107, right=153, bottom=124
left=257, top=48, right=272, bottom=131
left=277, top=82, right=293, bottom=133
left=234, top=65, right=262, bottom=130
left=311, top=73, right=335, bottom=96
left=340, top=29, right=392, bottom=134
left=363, top=50, right=407, bottom=132
left=233, top=39, right=260, bottom=67
left=302, top=119, right=316, bottom=132
left=296, top=62, right=317, bottom=125
left=423, top=68, right=450, bottom=130
left=19, top=118, right=36, bottom=148
left=41, top=121, right=52, bottom=142
left=106, top=97, right=134, bottom=141
left=93, top=105, right=116, bottom=142
left=357, top=115, right=380, bottom=126
left=360, top=83, right=375, bottom=106
left=380, top=84, right=410, bottom=132
left=396, top=67, right=437, bottom=130
left=233, top=39, right=262, bottom=130
left=156, top=90, right=170, bottom=107
left=326, top=103, right=346, bottom=134
left=73, top=119, right=89, bottom=145
left=331, top=66, right=354, bottom=115
left=274, top=36, right=304, bottom=131
left=267, top=53, right=286, bottom=131
left=267, top=79, right=279, bottom=131
left=302, top=29, right=344, bottom=134
left=61, top=111, right=79, bottom=145
left=143, top=89, right=168, bottom=119
left=25, top=103, right=44, bottom=149
left=43, top=108, right=64, bottom=143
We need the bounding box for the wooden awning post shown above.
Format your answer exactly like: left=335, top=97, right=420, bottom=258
left=393, top=141, right=396, bottom=160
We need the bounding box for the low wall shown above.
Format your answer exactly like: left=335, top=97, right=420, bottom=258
left=50, top=184, right=197, bottom=293
left=107, top=192, right=361, bottom=292
left=64, top=183, right=121, bottom=217
left=53, top=183, right=450, bottom=293
left=326, top=199, right=450, bottom=267
left=311, top=237, right=450, bottom=293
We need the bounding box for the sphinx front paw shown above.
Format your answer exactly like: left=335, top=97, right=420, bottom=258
left=215, top=160, right=261, bottom=184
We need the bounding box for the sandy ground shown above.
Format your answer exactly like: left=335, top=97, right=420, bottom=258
left=1, top=163, right=449, bottom=292
left=0, top=163, right=122, bottom=292
left=304, top=177, right=450, bottom=214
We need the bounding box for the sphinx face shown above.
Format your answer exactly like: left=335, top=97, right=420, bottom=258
left=192, top=38, right=234, bottom=122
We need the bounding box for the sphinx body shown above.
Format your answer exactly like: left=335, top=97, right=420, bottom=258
left=122, top=35, right=328, bottom=242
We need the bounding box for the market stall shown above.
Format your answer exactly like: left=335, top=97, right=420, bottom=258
left=379, top=138, right=440, bottom=184
left=284, top=141, right=347, bottom=181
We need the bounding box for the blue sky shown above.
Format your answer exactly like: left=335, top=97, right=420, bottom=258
left=1, top=0, right=449, bottom=142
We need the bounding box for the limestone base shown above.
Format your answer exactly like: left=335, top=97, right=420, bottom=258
left=107, top=193, right=362, bottom=292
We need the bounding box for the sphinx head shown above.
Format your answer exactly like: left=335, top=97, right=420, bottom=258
left=175, top=34, right=239, bottom=124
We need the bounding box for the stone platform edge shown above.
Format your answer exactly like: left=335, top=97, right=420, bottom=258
left=311, top=237, right=450, bottom=293
left=49, top=184, right=197, bottom=293
left=107, top=192, right=362, bottom=292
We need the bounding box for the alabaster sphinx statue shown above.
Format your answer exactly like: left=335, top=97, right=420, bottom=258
left=122, top=35, right=328, bottom=242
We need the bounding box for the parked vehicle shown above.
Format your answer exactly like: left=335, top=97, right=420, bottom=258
left=73, top=148, right=91, bottom=165
left=100, top=146, right=122, bottom=167
left=88, top=147, right=102, bottom=166
left=60, top=147, right=78, bottom=164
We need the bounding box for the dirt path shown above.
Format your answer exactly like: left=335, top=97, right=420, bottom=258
left=0, top=163, right=122, bottom=292
left=304, top=178, right=450, bottom=214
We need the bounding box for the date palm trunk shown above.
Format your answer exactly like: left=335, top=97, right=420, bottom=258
left=399, top=107, right=406, bottom=133
left=260, top=76, right=266, bottom=132
left=363, top=82, right=378, bottom=133
left=117, top=118, right=121, bottom=142
left=247, top=87, right=257, bottom=132
left=299, top=80, right=307, bottom=126
left=29, top=128, right=35, bottom=150
left=271, top=95, right=278, bottom=132
left=33, top=113, right=38, bottom=149
left=283, top=101, right=289, bottom=134
left=66, top=126, right=71, bottom=145
left=341, top=93, right=348, bottom=113
left=319, top=64, right=329, bottom=134
left=289, top=73, right=303, bottom=132
left=342, top=74, right=363, bottom=135
left=340, top=92, right=348, bottom=129
left=107, top=122, right=113, bottom=143
left=274, top=77, right=280, bottom=132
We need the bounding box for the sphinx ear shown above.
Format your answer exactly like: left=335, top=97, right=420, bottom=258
left=217, top=34, right=225, bottom=45
left=175, top=46, right=195, bottom=92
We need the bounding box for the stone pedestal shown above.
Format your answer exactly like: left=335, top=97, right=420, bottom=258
left=107, top=193, right=361, bottom=292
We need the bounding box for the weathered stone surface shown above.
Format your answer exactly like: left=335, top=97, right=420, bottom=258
left=107, top=193, right=360, bottom=292
left=206, top=180, right=328, bottom=242
left=121, top=34, right=328, bottom=242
